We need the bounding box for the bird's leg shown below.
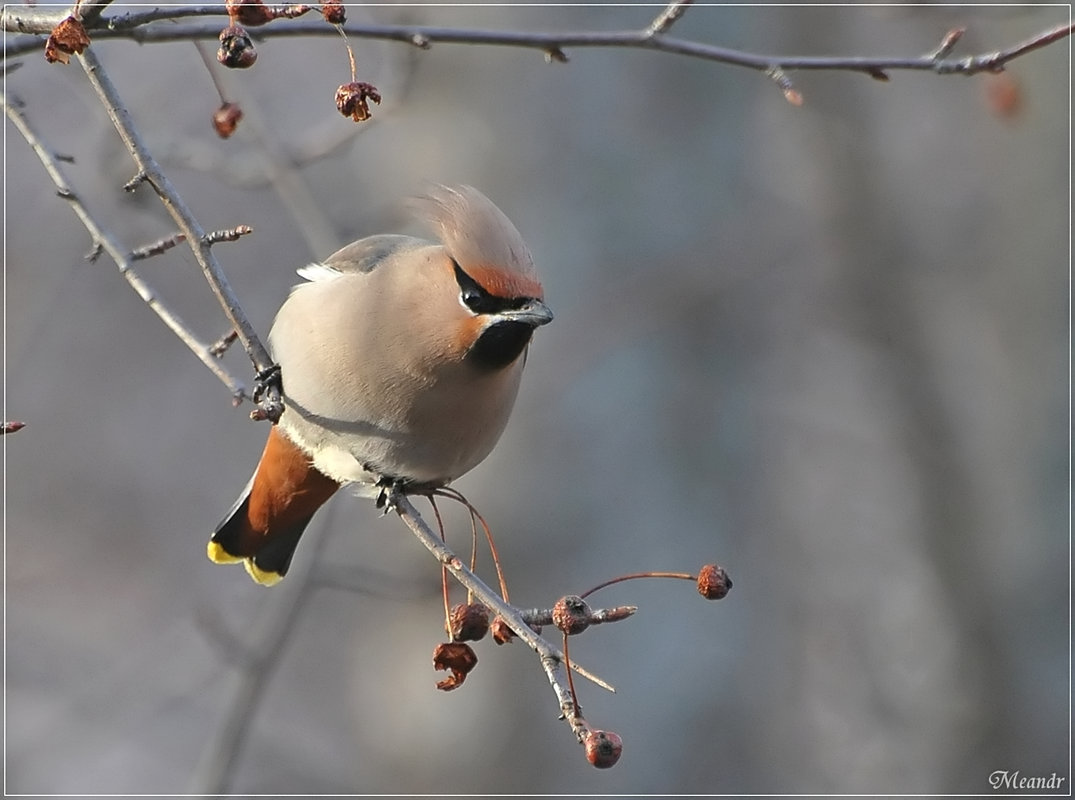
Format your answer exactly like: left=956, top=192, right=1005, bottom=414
left=376, top=477, right=407, bottom=513
left=249, top=363, right=285, bottom=423
left=252, top=363, right=282, bottom=403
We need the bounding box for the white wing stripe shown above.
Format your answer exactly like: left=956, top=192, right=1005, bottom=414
left=296, top=262, right=342, bottom=283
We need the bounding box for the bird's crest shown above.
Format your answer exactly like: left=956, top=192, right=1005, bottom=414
left=412, top=185, right=542, bottom=300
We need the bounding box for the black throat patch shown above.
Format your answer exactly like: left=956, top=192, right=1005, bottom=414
left=467, top=320, right=534, bottom=371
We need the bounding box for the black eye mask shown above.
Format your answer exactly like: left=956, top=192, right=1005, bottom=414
left=453, top=261, right=535, bottom=315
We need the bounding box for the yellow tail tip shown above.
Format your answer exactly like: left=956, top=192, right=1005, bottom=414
left=244, top=559, right=283, bottom=586
left=207, top=540, right=243, bottom=565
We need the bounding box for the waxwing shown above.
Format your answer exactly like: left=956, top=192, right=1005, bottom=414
left=209, top=185, right=552, bottom=585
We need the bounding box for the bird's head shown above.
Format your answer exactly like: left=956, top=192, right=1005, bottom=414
left=413, top=185, right=553, bottom=371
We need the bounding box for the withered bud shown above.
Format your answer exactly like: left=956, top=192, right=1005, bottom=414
left=491, top=616, right=543, bottom=644
left=218, top=25, right=258, bottom=69
left=448, top=603, right=490, bottom=642
left=697, top=563, right=732, bottom=600
left=490, top=616, right=515, bottom=645
left=335, top=81, right=381, bottom=123
left=44, top=16, right=90, bottom=64
left=552, top=595, right=592, bottom=636
left=584, top=729, right=623, bottom=769
left=321, top=0, right=346, bottom=24
left=227, top=0, right=273, bottom=26
left=432, top=641, right=477, bottom=691
left=212, top=102, right=244, bottom=138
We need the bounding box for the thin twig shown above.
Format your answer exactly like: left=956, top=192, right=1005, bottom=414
left=2, top=93, right=247, bottom=402
left=515, top=604, right=638, bottom=628
left=75, top=47, right=282, bottom=420
left=130, top=232, right=186, bottom=261
left=646, top=0, right=694, bottom=37
left=3, top=9, right=1070, bottom=78
left=202, top=224, right=253, bottom=246
left=208, top=329, right=239, bottom=358
left=390, top=492, right=610, bottom=745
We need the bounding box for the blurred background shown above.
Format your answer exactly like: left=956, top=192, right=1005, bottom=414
left=4, top=3, right=1070, bottom=795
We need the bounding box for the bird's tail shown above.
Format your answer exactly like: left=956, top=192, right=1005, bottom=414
left=209, top=426, right=339, bottom=585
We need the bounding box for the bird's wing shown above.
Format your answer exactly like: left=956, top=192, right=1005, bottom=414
left=297, top=234, right=428, bottom=282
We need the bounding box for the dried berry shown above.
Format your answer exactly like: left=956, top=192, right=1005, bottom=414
left=212, top=102, right=244, bottom=139
left=696, top=563, right=732, bottom=600
left=432, top=641, right=478, bottom=691
left=321, top=0, right=346, bottom=24
left=44, top=16, right=90, bottom=65
left=552, top=595, right=592, bottom=636
left=984, top=72, right=1023, bottom=119
left=584, top=730, right=623, bottom=768
left=448, top=603, right=490, bottom=642
left=335, top=81, right=381, bottom=123
left=217, top=25, right=257, bottom=69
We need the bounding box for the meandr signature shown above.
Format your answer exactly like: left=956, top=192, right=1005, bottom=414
left=989, top=770, right=1067, bottom=791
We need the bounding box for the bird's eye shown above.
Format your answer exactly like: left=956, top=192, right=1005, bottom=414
left=454, top=261, right=497, bottom=313
left=453, top=259, right=533, bottom=315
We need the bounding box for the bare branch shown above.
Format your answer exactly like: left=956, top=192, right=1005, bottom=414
left=3, top=8, right=1070, bottom=78
left=646, top=0, right=694, bottom=37
left=208, top=329, right=239, bottom=358
left=515, top=602, right=638, bottom=629
left=390, top=492, right=614, bottom=747
left=75, top=47, right=283, bottom=420
left=2, top=92, right=247, bottom=403
left=929, top=27, right=966, bottom=62
left=202, top=224, right=254, bottom=246
left=130, top=232, right=186, bottom=261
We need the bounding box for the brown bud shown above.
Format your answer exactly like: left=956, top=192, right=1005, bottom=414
left=218, top=25, right=257, bottom=69
left=212, top=102, right=244, bottom=139
left=490, top=616, right=515, bottom=645
left=448, top=603, right=490, bottom=642
left=335, top=81, right=381, bottom=123
left=44, top=16, right=90, bottom=65
left=584, top=729, right=623, bottom=768
left=321, top=0, right=346, bottom=24
left=226, top=0, right=273, bottom=26
left=697, top=563, right=732, bottom=600
left=432, top=641, right=477, bottom=691
left=552, top=595, right=592, bottom=635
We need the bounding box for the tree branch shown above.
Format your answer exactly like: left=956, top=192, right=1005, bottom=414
left=2, top=92, right=248, bottom=402
left=3, top=7, right=1070, bottom=79
left=390, top=492, right=615, bottom=747
left=74, top=46, right=283, bottom=419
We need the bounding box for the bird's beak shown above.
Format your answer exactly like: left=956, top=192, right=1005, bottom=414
left=503, top=298, right=554, bottom=328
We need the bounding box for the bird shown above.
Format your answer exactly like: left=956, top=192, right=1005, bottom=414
left=208, top=185, right=552, bottom=585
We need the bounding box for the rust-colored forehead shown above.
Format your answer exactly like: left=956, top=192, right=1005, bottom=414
left=466, top=264, right=544, bottom=301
